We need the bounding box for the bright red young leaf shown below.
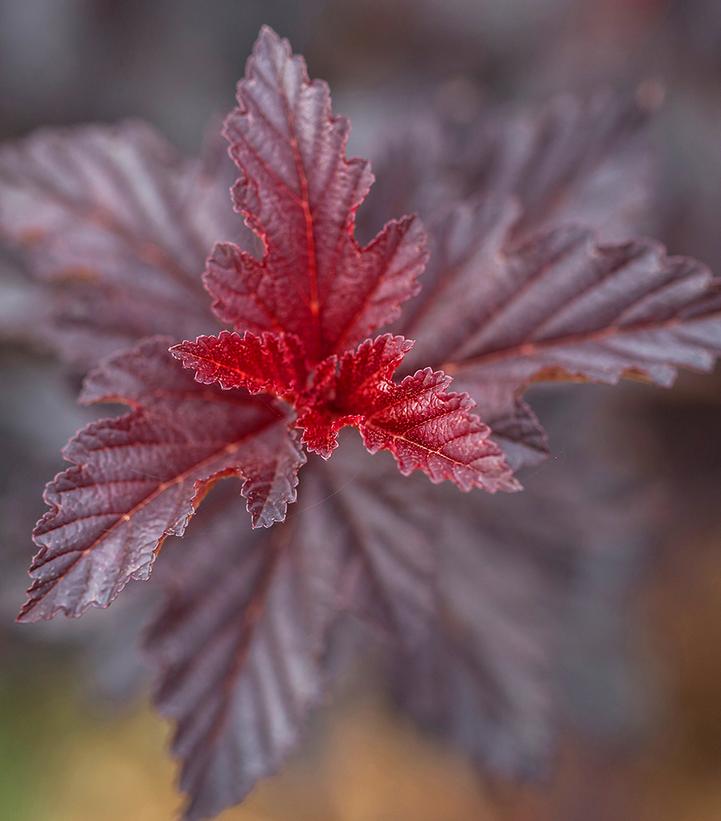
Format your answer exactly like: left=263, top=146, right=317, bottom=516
left=175, top=331, right=519, bottom=492
left=204, top=26, right=429, bottom=362
left=355, top=362, right=519, bottom=492
left=171, top=330, right=307, bottom=398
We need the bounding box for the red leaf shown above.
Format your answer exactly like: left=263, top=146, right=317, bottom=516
left=18, top=338, right=304, bottom=621
left=171, top=330, right=307, bottom=398
left=359, top=367, right=520, bottom=493
left=205, top=26, right=428, bottom=361
left=173, top=327, right=518, bottom=493
left=334, top=334, right=414, bottom=410
left=296, top=335, right=414, bottom=458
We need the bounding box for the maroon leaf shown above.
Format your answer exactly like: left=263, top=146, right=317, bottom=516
left=0, top=120, right=253, bottom=365
left=363, top=91, right=657, bottom=468
left=147, top=440, right=436, bottom=820
left=147, top=472, right=347, bottom=821
left=18, top=338, right=304, bottom=622
left=439, top=229, right=721, bottom=394
left=397, top=198, right=721, bottom=467
left=205, top=26, right=428, bottom=361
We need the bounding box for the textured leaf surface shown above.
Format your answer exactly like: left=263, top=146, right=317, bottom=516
left=0, top=121, right=251, bottom=365
left=295, top=334, right=414, bottom=458
left=363, top=91, right=658, bottom=468
left=358, top=365, right=520, bottom=493
left=438, top=228, right=721, bottom=393
left=148, top=440, right=435, bottom=820
left=19, top=338, right=304, bottom=621
left=147, top=474, right=346, bottom=821
left=175, top=328, right=518, bottom=492
left=171, top=330, right=307, bottom=398
left=397, top=200, right=721, bottom=466
left=205, top=26, right=428, bottom=360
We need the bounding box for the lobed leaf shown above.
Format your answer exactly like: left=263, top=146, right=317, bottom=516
left=359, top=366, right=520, bottom=493
left=147, top=473, right=347, bottom=821
left=442, top=229, right=721, bottom=394
left=148, top=442, right=436, bottom=820
left=398, top=199, right=721, bottom=467
left=19, top=339, right=304, bottom=621
left=205, top=26, right=428, bottom=361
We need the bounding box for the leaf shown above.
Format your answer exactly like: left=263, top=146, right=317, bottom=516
left=295, top=334, right=415, bottom=458
left=362, top=91, right=658, bottom=468
left=365, top=89, right=654, bottom=245
left=393, top=480, right=573, bottom=779
left=18, top=338, right=304, bottom=622
left=358, top=364, right=520, bottom=493
left=397, top=199, right=721, bottom=467
left=205, top=26, right=428, bottom=361
left=175, top=328, right=518, bottom=491
left=171, top=330, right=307, bottom=398
left=0, top=120, right=251, bottom=366
left=146, top=472, right=347, bottom=821
left=440, top=228, right=721, bottom=394
left=147, top=440, right=436, bottom=820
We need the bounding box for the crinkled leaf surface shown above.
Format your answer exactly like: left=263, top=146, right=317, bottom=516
left=19, top=338, right=304, bottom=622
left=395, top=199, right=721, bottom=468
left=364, top=90, right=662, bottom=468
left=205, top=26, right=428, bottom=361
left=175, top=331, right=519, bottom=492
left=171, top=330, right=307, bottom=398
left=147, top=437, right=436, bottom=820
left=147, top=475, right=346, bottom=821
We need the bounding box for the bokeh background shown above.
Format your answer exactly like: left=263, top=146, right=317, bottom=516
left=2, top=1, right=721, bottom=819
